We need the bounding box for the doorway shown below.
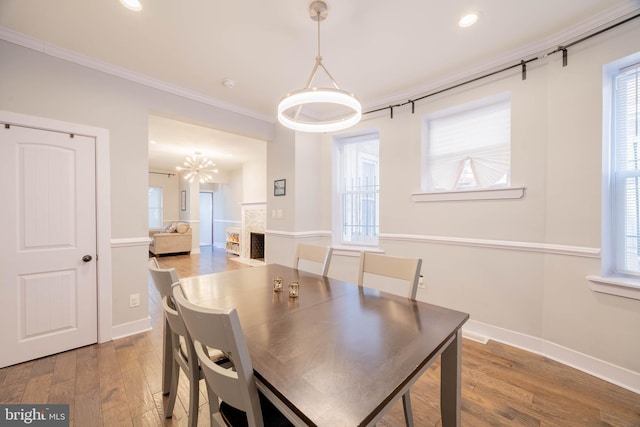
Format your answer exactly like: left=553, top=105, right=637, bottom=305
left=200, top=192, right=214, bottom=246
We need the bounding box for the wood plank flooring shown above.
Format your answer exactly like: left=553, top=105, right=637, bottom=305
left=1, top=246, right=638, bottom=426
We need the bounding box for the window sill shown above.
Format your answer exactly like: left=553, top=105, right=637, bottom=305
left=411, top=186, right=525, bottom=202
left=586, top=275, right=640, bottom=301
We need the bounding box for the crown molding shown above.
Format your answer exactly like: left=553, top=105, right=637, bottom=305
left=3, top=3, right=638, bottom=124
left=0, top=26, right=275, bottom=125
left=364, top=4, right=640, bottom=113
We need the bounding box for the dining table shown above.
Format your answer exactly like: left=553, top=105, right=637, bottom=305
left=178, top=263, right=469, bottom=426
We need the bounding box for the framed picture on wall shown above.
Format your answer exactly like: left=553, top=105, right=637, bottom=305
left=274, top=179, right=286, bottom=196
left=181, top=190, right=187, bottom=210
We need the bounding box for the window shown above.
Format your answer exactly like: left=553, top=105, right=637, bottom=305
left=148, top=186, right=163, bottom=228
left=334, top=132, right=379, bottom=245
left=423, top=94, right=511, bottom=191
left=588, top=53, right=640, bottom=300
left=611, top=62, right=640, bottom=275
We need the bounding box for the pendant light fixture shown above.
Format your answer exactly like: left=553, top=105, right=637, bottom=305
left=175, top=152, right=218, bottom=183
left=277, top=1, right=361, bottom=133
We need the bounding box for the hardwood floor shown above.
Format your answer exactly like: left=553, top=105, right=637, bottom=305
left=1, top=246, right=638, bottom=426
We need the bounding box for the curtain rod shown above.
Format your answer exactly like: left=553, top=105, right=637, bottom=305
left=364, top=11, right=640, bottom=118
left=149, top=171, right=175, bottom=177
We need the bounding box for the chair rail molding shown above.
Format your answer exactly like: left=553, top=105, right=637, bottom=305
left=266, top=231, right=599, bottom=258
left=380, top=233, right=600, bottom=258
left=265, top=230, right=331, bottom=239
left=111, top=237, right=153, bottom=248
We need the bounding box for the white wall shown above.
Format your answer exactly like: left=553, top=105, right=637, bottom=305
left=267, top=21, right=640, bottom=390
left=213, top=168, right=243, bottom=248
left=242, top=145, right=267, bottom=204
left=0, top=39, right=273, bottom=331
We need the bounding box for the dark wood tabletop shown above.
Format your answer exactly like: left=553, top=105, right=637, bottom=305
left=179, top=263, right=469, bottom=426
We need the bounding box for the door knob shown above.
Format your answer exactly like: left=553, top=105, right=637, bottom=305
left=82, top=255, right=92, bottom=262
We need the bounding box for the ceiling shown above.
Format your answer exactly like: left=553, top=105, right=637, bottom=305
left=147, top=114, right=265, bottom=173
left=2, top=1, right=639, bottom=172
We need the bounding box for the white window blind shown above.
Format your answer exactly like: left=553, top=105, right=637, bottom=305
left=614, top=63, right=640, bottom=274
left=148, top=186, right=163, bottom=228
left=426, top=98, right=511, bottom=191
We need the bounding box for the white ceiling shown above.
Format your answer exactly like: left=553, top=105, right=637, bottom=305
left=1, top=0, right=639, bottom=172
left=147, top=114, right=265, bottom=173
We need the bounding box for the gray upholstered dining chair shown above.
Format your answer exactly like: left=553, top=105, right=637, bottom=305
left=293, top=243, right=333, bottom=277
left=173, top=284, right=293, bottom=427
left=357, top=251, right=423, bottom=427
left=148, top=258, right=179, bottom=395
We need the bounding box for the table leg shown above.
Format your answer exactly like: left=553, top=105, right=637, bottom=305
left=440, top=329, right=462, bottom=427
left=402, top=391, right=415, bottom=427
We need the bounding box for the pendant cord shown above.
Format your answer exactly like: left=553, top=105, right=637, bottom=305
left=317, top=10, right=321, bottom=61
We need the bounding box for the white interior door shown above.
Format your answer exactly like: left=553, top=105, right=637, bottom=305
left=199, top=192, right=213, bottom=246
left=0, top=124, right=97, bottom=368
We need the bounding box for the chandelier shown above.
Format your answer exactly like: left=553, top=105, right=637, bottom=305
left=175, top=152, right=218, bottom=183
left=277, top=1, right=361, bottom=133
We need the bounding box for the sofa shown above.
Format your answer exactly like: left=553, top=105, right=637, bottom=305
left=149, top=221, right=192, bottom=256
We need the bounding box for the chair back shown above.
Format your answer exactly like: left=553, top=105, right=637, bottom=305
left=162, top=293, right=191, bottom=347
left=357, top=252, right=422, bottom=300
left=173, top=285, right=264, bottom=426
left=149, top=261, right=179, bottom=298
left=294, top=243, right=333, bottom=276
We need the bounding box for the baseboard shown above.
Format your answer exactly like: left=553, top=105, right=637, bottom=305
left=462, top=319, right=640, bottom=394
left=111, top=317, right=152, bottom=340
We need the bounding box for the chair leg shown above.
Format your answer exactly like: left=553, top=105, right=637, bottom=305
left=186, top=370, right=200, bottom=427
left=165, top=360, right=179, bottom=418
left=402, top=390, right=415, bottom=427
left=162, top=318, right=172, bottom=395
left=205, top=384, right=223, bottom=427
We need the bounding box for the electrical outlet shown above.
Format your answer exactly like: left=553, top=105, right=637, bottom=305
left=418, top=275, right=425, bottom=289
left=129, top=293, right=140, bottom=308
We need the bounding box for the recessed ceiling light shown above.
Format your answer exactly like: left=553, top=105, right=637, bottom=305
left=120, top=0, right=142, bottom=12
left=459, top=12, right=479, bottom=28
left=222, top=78, right=236, bottom=89
left=149, top=140, right=157, bottom=144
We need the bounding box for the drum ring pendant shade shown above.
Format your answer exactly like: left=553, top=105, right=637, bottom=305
left=277, top=1, right=361, bottom=133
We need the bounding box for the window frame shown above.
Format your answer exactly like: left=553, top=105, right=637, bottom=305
left=332, top=130, right=380, bottom=248
left=587, top=51, right=640, bottom=301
